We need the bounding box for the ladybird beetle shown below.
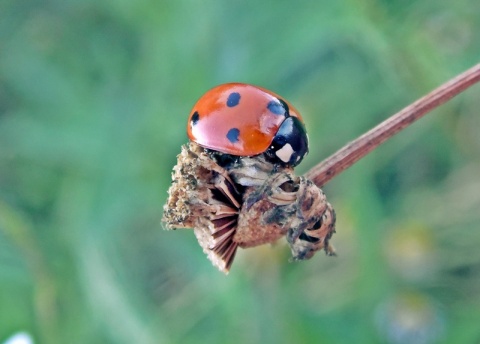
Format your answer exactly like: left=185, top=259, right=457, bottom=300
left=187, top=83, right=309, bottom=166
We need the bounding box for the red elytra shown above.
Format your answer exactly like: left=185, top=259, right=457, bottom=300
left=187, top=83, right=304, bottom=157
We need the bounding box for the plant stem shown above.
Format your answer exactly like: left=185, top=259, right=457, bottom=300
left=305, top=63, right=480, bottom=187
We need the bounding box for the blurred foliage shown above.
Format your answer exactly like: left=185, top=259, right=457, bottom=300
left=1, top=0, right=480, bottom=343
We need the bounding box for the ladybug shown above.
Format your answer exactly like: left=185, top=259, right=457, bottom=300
left=187, top=83, right=309, bottom=166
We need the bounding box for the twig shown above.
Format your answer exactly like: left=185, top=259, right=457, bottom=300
left=305, top=63, right=480, bottom=187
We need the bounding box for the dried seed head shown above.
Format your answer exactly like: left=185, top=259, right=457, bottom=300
left=163, top=142, right=336, bottom=273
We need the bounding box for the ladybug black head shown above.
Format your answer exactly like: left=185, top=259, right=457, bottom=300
left=266, top=117, right=309, bottom=167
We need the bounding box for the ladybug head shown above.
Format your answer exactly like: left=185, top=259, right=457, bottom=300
left=266, top=117, right=309, bottom=167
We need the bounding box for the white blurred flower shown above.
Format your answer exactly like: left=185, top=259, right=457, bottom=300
left=3, top=332, right=34, bottom=344
left=375, top=292, right=445, bottom=344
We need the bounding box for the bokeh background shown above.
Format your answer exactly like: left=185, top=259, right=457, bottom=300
left=1, top=1, right=480, bottom=343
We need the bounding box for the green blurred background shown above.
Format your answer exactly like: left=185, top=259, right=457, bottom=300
left=1, top=1, right=480, bottom=343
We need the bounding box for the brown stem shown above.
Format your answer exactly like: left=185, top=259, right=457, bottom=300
left=305, top=63, right=480, bottom=187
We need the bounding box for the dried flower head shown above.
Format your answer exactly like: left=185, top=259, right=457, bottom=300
left=163, top=142, right=336, bottom=273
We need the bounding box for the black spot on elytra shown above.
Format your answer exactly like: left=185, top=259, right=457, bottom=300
left=226, top=128, right=240, bottom=143
left=191, top=111, right=200, bottom=125
left=267, top=100, right=285, bottom=115
left=226, top=92, right=241, bottom=107
left=278, top=99, right=290, bottom=117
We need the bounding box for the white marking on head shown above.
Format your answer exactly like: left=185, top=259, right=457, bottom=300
left=275, top=143, right=294, bottom=163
